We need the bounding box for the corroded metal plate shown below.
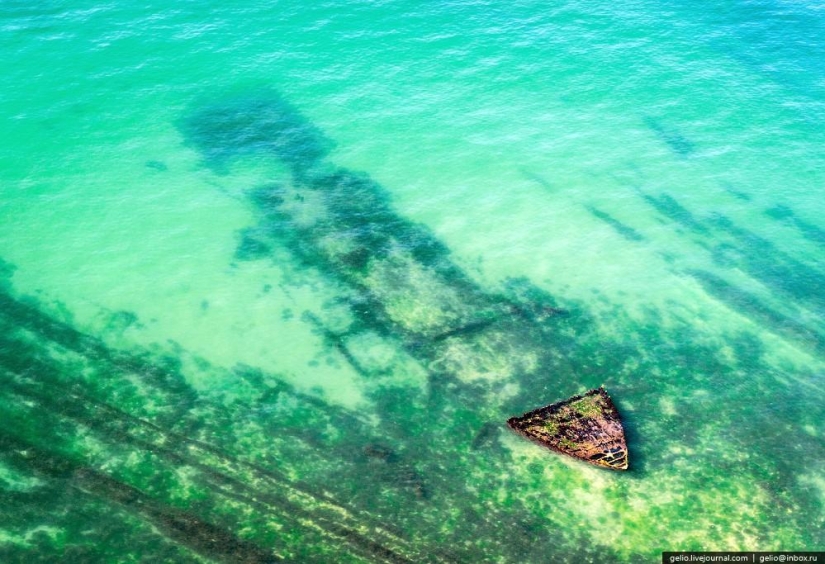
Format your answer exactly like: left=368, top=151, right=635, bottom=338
left=506, top=387, right=628, bottom=470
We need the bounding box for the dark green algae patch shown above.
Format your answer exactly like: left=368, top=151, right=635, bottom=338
left=0, top=285, right=450, bottom=563
left=1, top=92, right=824, bottom=562
left=180, top=92, right=823, bottom=554
left=4, top=275, right=822, bottom=561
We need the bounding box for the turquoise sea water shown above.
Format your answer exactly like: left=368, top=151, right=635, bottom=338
left=1, top=0, right=824, bottom=561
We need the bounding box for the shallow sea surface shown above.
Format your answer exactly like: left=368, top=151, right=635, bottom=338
left=1, top=0, right=824, bottom=562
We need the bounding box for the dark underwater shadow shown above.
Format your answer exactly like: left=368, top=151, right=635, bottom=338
left=177, top=86, right=335, bottom=176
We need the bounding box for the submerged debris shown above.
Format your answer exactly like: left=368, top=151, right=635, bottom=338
left=363, top=443, right=399, bottom=463
left=507, top=387, right=628, bottom=471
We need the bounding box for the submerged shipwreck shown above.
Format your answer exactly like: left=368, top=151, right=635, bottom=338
left=2, top=91, right=642, bottom=562
left=507, top=387, right=628, bottom=470
left=182, top=93, right=633, bottom=471
left=2, top=87, right=822, bottom=562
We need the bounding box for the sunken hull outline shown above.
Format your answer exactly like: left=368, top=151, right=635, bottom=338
left=507, top=387, right=629, bottom=471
